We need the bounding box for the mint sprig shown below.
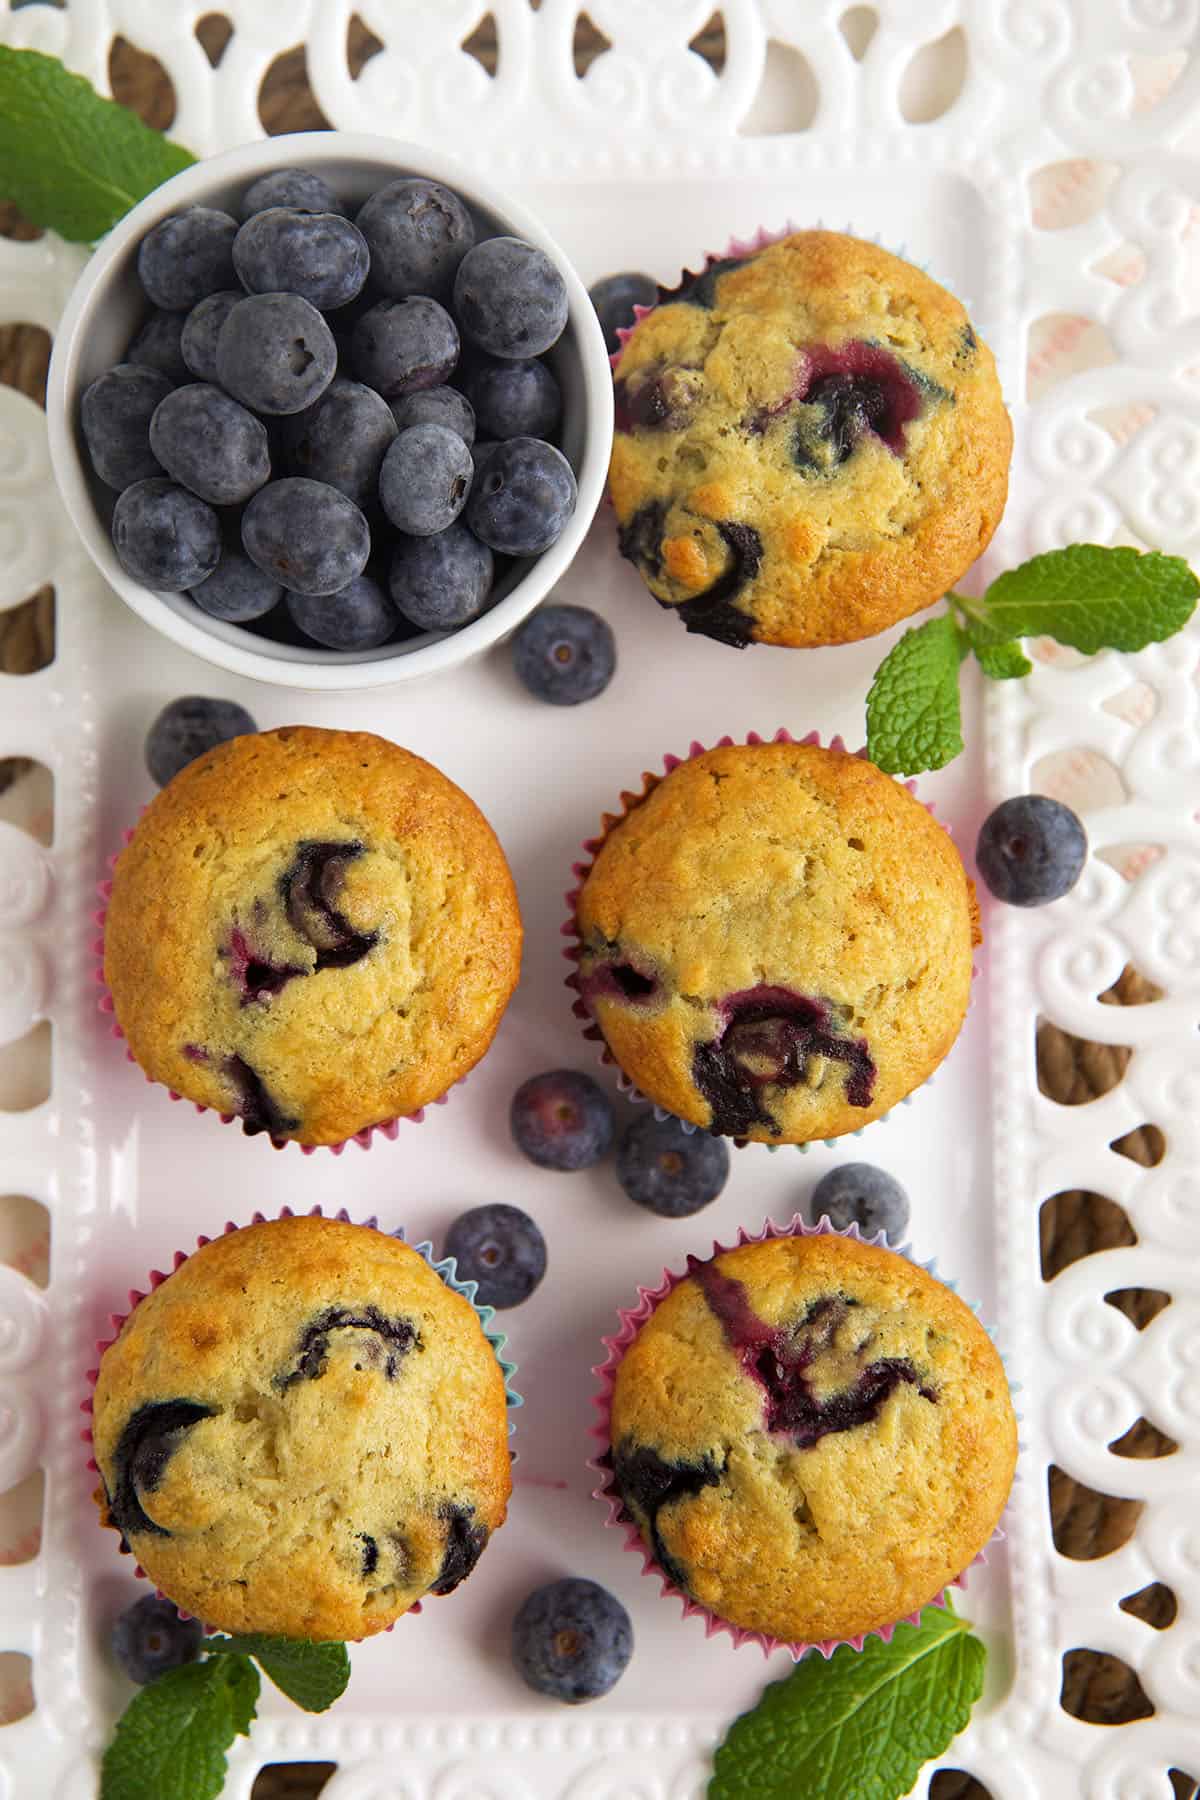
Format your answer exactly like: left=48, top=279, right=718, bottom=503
left=0, top=45, right=194, bottom=242
left=709, top=1602, right=986, bottom=1800
left=100, top=1634, right=349, bottom=1800
left=865, top=543, right=1198, bottom=775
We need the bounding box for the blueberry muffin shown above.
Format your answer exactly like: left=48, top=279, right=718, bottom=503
left=608, top=1231, right=1015, bottom=1644
left=104, top=725, right=522, bottom=1144
left=573, top=740, right=979, bottom=1143
left=91, top=1216, right=512, bottom=1639
left=609, top=230, right=1011, bottom=648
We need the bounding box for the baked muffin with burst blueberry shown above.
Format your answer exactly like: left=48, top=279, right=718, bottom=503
left=104, top=725, right=521, bottom=1144
left=609, top=1230, right=1015, bottom=1644
left=91, top=1215, right=512, bottom=1639
left=609, top=230, right=1011, bottom=649
left=573, top=739, right=979, bottom=1143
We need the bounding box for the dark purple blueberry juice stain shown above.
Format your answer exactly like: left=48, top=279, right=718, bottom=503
left=182, top=1043, right=209, bottom=1064
left=613, top=365, right=697, bottom=434
left=280, top=840, right=378, bottom=972
left=359, top=1532, right=379, bottom=1577
left=690, top=1259, right=936, bottom=1449
left=275, top=1305, right=419, bottom=1390
left=692, top=986, right=875, bottom=1137
left=222, top=1054, right=299, bottom=1138
left=617, top=504, right=760, bottom=649
left=792, top=341, right=926, bottom=472
left=611, top=1442, right=723, bottom=1590
left=226, top=926, right=307, bottom=1006
left=579, top=954, right=661, bottom=1007
left=106, top=1399, right=216, bottom=1539
left=430, top=1503, right=489, bottom=1594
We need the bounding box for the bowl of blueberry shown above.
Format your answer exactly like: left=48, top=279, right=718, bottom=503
left=47, top=131, right=613, bottom=690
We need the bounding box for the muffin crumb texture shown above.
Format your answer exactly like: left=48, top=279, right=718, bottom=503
left=91, top=1217, right=512, bottom=1639
left=575, top=740, right=979, bottom=1143
left=103, top=725, right=522, bottom=1144
left=609, top=231, right=1011, bottom=648
left=610, top=1233, right=1016, bottom=1645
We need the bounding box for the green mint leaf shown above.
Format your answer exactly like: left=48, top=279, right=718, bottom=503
left=710, top=1603, right=986, bottom=1800
left=206, top=1635, right=350, bottom=1713
left=865, top=613, right=964, bottom=776
left=978, top=544, right=1199, bottom=655
left=973, top=638, right=1032, bottom=680
left=0, top=46, right=194, bottom=242
left=99, top=1655, right=259, bottom=1800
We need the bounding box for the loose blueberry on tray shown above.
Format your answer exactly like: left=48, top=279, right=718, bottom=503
left=85, top=167, right=578, bottom=653
left=444, top=1203, right=548, bottom=1308
left=810, top=1162, right=911, bottom=1241
left=510, top=1069, right=615, bottom=1170
left=511, top=602, right=615, bottom=704
left=616, top=1113, right=730, bottom=1217
left=144, top=695, right=258, bottom=787
left=587, top=269, right=658, bottom=355
left=110, top=1594, right=203, bottom=1685
left=511, top=1577, right=633, bottom=1703
left=976, top=794, right=1087, bottom=906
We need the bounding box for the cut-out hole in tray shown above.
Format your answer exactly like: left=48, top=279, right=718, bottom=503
left=1060, top=1646, right=1154, bottom=1724
left=1049, top=1464, right=1141, bottom=1560
left=250, top=1765, right=337, bottom=1798
left=0, top=1469, right=43, bottom=1568
left=348, top=12, right=384, bottom=78
left=1105, top=1287, right=1171, bottom=1330
left=108, top=36, right=177, bottom=132
left=0, top=1025, right=50, bottom=1114
left=0, top=586, right=55, bottom=678
left=0, top=1654, right=33, bottom=1726
left=929, top=1776, right=992, bottom=1800
left=1109, top=1415, right=1178, bottom=1459
left=740, top=38, right=819, bottom=134
left=0, top=324, right=51, bottom=408
left=1041, top=1190, right=1135, bottom=1281
left=0, top=1194, right=49, bottom=1288
left=259, top=46, right=333, bottom=133
left=1038, top=1021, right=1131, bottom=1106
left=1111, top=1122, right=1167, bottom=1167
left=195, top=13, right=234, bottom=69
left=898, top=26, right=965, bottom=123
left=0, top=757, right=53, bottom=845
left=689, top=13, right=726, bottom=75
left=1120, top=1581, right=1177, bottom=1631
left=573, top=12, right=611, bottom=76
left=1100, top=964, right=1164, bottom=1008
left=1029, top=159, right=1120, bottom=231
left=839, top=6, right=878, bottom=61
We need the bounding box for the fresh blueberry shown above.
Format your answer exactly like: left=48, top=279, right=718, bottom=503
left=233, top=207, right=370, bottom=312
left=124, top=309, right=189, bottom=384
left=137, top=206, right=239, bottom=311
left=189, top=548, right=283, bottom=624
left=465, top=436, right=576, bottom=556
left=216, top=292, right=337, bottom=416
left=286, top=571, right=400, bottom=650
left=149, top=383, right=270, bottom=506
left=588, top=270, right=658, bottom=355
left=444, top=1203, right=547, bottom=1308
left=471, top=437, right=498, bottom=470
left=242, top=478, right=370, bottom=596
left=112, top=478, right=221, bottom=591
left=180, top=290, right=242, bottom=384
left=355, top=177, right=475, bottom=299
left=390, top=384, right=475, bottom=445
left=510, top=1069, right=614, bottom=1171
left=110, top=1594, right=203, bottom=1685
left=511, top=603, right=614, bottom=705
left=379, top=423, right=474, bottom=536
left=464, top=357, right=561, bottom=441
left=239, top=167, right=346, bottom=222
left=454, top=237, right=568, bottom=359
left=80, top=363, right=171, bottom=490
left=616, top=1114, right=729, bottom=1217
left=388, top=525, right=494, bottom=631
left=810, top=1162, right=911, bottom=1241
left=350, top=297, right=459, bottom=397
left=280, top=377, right=397, bottom=506
left=145, top=694, right=258, bottom=786
left=976, top=795, right=1088, bottom=906
left=512, top=1577, right=633, bottom=1704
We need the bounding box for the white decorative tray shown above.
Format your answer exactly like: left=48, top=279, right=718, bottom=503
left=3, top=2, right=1200, bottom=1795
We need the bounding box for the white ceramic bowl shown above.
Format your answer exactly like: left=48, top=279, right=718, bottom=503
left=47, top=131, right=613, bottom=691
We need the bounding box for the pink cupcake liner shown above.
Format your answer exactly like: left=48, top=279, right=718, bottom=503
left=590, top=1214, right=1006, bottom=1663
left=93, top=819, right=462, bottom=1153
left=81, top=1205, right=521, bottom=1633
left=562, top=728, right=978, bottom=1150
